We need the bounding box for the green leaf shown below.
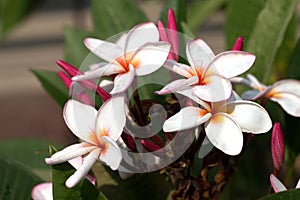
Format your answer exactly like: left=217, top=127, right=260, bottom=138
left=270, top=13, right=297, bottom=81
left=159, top=0, right=186, bottom=33
left=225, top=0, right=267, bottom=49
left=0, top=157, right=43, bottom=199
left=181, top=22, right=196, bottom=39
left=64, top=27, right=101, bottom=68
left=188, top=0, right=226, bottom=31
left=258, top=189, right=300, bottom=200
left=31, top=69, right=68, bottom=108
left=50, top=146, right=107, bottom=200
left=246, top=0, right=298, bottom=82
left=91, top=0, right=148, bottom=39
left=93, top=163, right=172, bottom=200
left=288, top=38, right=300, bottom=79
left=0, top=0, right=44, bottom=38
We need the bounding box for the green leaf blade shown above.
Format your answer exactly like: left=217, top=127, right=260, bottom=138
left=31, top=69, right=69, bottom=108
left=245, top=0, right=298, bottom=82
left=91, top=0, right=148, bottom=39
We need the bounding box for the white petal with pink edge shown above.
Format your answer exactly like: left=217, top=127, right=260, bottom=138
left=72, top=63, right=123, bottom=81
left=241, top=90, right=263, bottom=100
left=193, top=74, right=232, bottom=102
left=63, top=100, right=97, bottom=142
left=163, top=106, right=211, bottom=132
left=221, top=100, right=272, bottom=133
left=186, top=39, right=215, bottom=68
left=133, top=42, right=170, bottom=76
left=66, top=149, right=100, bottom=188
left=125, top=22, right=159, bottom=54
left=31, top=182, right=53, bottom=200
left=270, top=174, right=287, bottom=193
left=95, top=96, right=126, bottom=141
left=177, top=88, right=211, bottom=111
left=205, top=113, right=243, bottom=155
left=164, top=60, right=193, bottom=78
left=155, top=77, right=198, bottom=95
left=99, top=136, right=122, bottom=170
left=207, top=51, right=255, bottom=78
left=110, top=65, right=135, bottom=94
left=271, top=79, right=300, bottom=96
left=271, top=92, right=300, bottom=117
left=45, top=143, right=96, bottom=165
left=84, top=38, right=123, bottom=63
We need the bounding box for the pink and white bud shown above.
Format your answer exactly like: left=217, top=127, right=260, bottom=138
left=56, top=59, right=80, bottom=77
left=232, top=36, right=244, bottom=51
left=271, top=122, right=284, bottom=171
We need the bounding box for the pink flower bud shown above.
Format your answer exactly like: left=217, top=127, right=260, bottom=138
left=58, top=71, right=72, bottom=89
left=56, top=59, right=80, bottom=77
left=58, top=71, right=94, bottom=105
left=141, top=139, right=160, bottom=152
left=121, top=133, right=137, bottom=152
left=232, top=36, right=244, bottom=51
left=271, top=122, right=284, bottom=171
left=57, top=60, right=111, bottom=102
left=157, top=9, right=179, bottom=61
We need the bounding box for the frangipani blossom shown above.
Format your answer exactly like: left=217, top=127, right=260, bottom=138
left=72, top=22, right=171, bottom=94
left=45, top=96, right=126, bottom=188
left=32, top=157, right=96, bottom=200
left=163, top=94, right=272, bottom=155
left=156, top=39, right=256, bottom=102
left=270, top=174, right=300, bottom=193
left=234, top=74, right=300, bottom=117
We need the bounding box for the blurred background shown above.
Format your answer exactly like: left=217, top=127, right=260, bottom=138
left=0, top=0, right=226, bottom=145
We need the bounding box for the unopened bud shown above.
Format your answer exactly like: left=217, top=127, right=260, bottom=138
left=271, top=122, right=284, bottom=171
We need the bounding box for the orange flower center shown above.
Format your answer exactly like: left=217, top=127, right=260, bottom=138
left=115, top=52, right=140, bottom=72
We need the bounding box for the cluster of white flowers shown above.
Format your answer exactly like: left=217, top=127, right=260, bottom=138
left=42, top=17, right=300, bottom=191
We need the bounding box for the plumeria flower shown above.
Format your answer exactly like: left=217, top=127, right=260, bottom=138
left=157, top=8, right=179, bottom=61
left=45, top=96, right=126, bottom=188
left=270, top=174, right=300, bottom=193
left=72, top=22, right=171, bottom=94
left=32, top=157, right=96, bottom=200
left=232, top=74, right=300, bottom=117
left=163, top=93, right=272, bottom=155
left=156, top=39, right=256, bottom=102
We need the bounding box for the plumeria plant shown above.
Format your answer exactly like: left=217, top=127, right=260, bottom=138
left=3, top=0, right=300, bottom=199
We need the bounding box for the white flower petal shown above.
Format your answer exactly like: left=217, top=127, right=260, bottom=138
left=270, top=174, right=287, bottom=193
left=193, top=74, right=232, bottom=102
left=72, top=63, right=123, bottom=81
left=84, top=38, right=123, bottom=63
left=156, top=77, right=198, bottom=95
left=271, top=93, right=300, bottom=117
left=115, top=33, right=128, bottom=49
left=125, top=22, right=159, bottom=53
left=99, top=136, right=122, bottom=170
left=198, top=136, right=214, bottom=158
left=66, top=149, right=100, bottom=188
left=133, top=42, right=170, bottom=76
left=241, top=90, right=263, bottom=100
left=68, top=156, right=83, bottom=169
left=296, top=179, right=300, bottom=189
left=222, top=100, right=272, bottom=133
left=207, top=51, right=256, bottom=78
left=186, top=39, right=215, bottom=68
left=31, top=182, right=53, bottom=200
left=110, top=66, right=135, bottom=94
left=205, top=113, right=243, bottom=155
left=177, top=88, right=211, bottom=111
left=95, top=96, right=126, bottom=141
left=99, top=79, right=114, bottom=93
left=164, top=60, right=193, bottom=78
left=271, top=79, right=300, bottom=96
left=63, top=100, right=97, bottom=142
left=163, top=106, right=211, bottom=132
left=45, top=143, right=96, bottom=165
left=246, top=74, right=266, bottom=90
